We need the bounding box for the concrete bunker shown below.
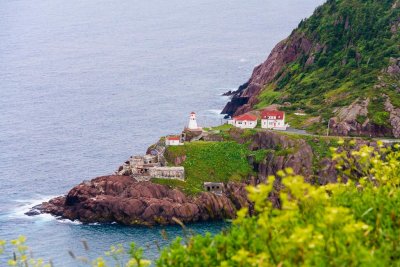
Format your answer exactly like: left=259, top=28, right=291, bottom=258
left=203, top=182, right=224, bottom=195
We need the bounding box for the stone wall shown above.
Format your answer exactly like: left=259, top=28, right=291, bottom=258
left=149, top=167, right=185, bottom=181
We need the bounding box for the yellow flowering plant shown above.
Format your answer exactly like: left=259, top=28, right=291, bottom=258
left=158, top=142, right=400, bottom=266
left=3, top=141, right=400, bottom=266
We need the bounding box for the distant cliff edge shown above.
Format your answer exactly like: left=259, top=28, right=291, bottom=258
left=223, top=0, right=400, bottom=138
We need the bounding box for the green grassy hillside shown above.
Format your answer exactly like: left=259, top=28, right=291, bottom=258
left=155, top=127, right=343, bottom=194
left=255, top=0, right=400, bottom=134
left=157, top=141, right=254, bottom=194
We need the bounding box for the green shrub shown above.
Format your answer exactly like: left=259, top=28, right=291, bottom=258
left=254, top=89, right=281, bottom=109
left=356, top=114, right=368, bottom=124
left=3, top=142, right=400, bottom=266
left=371, top=111, right=390, bottom=126
left=158, top=142, right=400, bottom=266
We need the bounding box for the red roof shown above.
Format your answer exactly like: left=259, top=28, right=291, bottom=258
left=190, top=112, right=196, bottom=114
left=233, top=113, right=257, bottom=121
left=261, top=110, right=285, bottom=120
left=167, top=136, right=180, bottom=141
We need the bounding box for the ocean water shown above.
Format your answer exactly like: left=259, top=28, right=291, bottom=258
left=0, top=0, right=324, bottom=265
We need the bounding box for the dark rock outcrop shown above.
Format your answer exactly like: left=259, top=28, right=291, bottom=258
left=329, top=96, right=400, bottom=138
left=385, top=97, right=400, bottom=138
left=328, top=98, right=390, bottom=138
left=228, top=129, right=313, bottom=182
left=33, top=175, right=251, bottom=226
left=387, top=57, right=400, bottom=75
left=29, top=129, right=380, bottom=225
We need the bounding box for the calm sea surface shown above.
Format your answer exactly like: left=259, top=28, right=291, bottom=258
left=0, top=0, right=323, bottom=265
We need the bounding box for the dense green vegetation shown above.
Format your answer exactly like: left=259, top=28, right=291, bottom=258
left=367, top=95, right=391, bottom=127
left=160, top=141, right=254, bottom=194
left=159, top=127, right=344, bottom=194
left=3, top=141, right=400, bottom=266
left=157, top=142, right=400, bottom=266
left=2, top=1, right=399, bottom=266
left=255, top=0, right=400, bottom=133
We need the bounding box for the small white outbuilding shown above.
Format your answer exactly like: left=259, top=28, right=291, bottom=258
left=165, top=136, right=182, bottom=146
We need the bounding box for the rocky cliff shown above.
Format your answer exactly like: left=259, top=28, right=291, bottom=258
left=29, top=128, right=378, bottom=225
left=222, top=32, right=313, bottom=117
left=33, top=175, right=251, bottom=226
left=223, top=0, right=400, bottom=138
left=227, top=129, right=314, bottom=181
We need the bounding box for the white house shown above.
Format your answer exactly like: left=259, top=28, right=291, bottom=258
left=229, top=113, right=257, bottom=129
left=261, top=110, right=288, bottom=130
left=165, top=136, right=182, bottom=146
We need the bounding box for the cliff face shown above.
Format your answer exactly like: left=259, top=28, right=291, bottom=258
left=26, top=130, right=309, bottom=226
left=222, top=32, right=313, bottom=117
left=222, top=0, right=400, bottom=138
left=29, top=129, right=378, bottom=225
left=227, top=129, right=314, bottom=181
left=35, top=175, right=251, bottom=226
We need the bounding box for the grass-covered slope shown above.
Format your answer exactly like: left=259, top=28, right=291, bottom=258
left=279, top=0, right=399, bottom=117
left=225, top=0, right=400, bottom=136
left=155, top=141, right=254, bottom=195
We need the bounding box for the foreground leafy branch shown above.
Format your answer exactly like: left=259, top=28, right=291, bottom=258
left=2, top=142, right=400, bottom=266
left=158, top=142, right=400, bottom=266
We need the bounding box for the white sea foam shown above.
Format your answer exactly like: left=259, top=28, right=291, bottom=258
left=207, top=109, right=223, bottom=115
left=8, top=195, right=58, bottom=221
left=214, top=87, right=236, bottom=95
left=58, top=218, right=83, bottom=225
left=8, top=197, right=88, bottom=225
left=34, top=213, right=57, bottom=222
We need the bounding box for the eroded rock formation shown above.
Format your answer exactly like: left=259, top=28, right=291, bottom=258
left=329, top=95, right=400, bottom=138
left=228, top=129, right=313, bottom=181
left=29, top=129, right=381, bottom=225
left=33, top=176, right=251, bottom=226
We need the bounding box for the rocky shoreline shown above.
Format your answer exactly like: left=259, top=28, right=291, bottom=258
left=28, top=175, right=250, bottom=226
left=27, top=128, right=365, bottom=226
left=28, top=123, right=385, bottom=226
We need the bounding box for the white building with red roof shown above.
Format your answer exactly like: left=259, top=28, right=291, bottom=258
left=229, top=113, right=257, bottom=129
left=165, top=136, right=182, bottom=146
left=261, top=110, right=288, bottom=130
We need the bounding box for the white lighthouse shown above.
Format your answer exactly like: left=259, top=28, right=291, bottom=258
left=188, top=112, right=199, bottom=130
